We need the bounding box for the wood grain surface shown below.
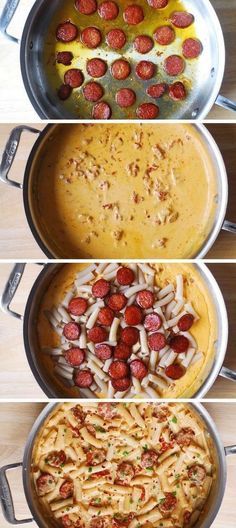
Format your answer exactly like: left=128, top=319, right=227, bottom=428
left=0, top=123, right=236, bottom=259
left=0, top=402, right=235, bottom=527
left=0, top=0, right=235, bottom=121
left=0, top=262, right=235, bottom=399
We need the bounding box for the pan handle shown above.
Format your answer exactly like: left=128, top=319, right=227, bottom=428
left=222, top=220, right=236, bottom=234
left=216, top=95, right=236, bottom=113
left=220, top=366, right=236, bottom=382
left=0, top=0, right=21, bottom=43
left=0, top=125, right=40, bottom=189
left=225, top=445, right=236, bottom=456
left=0, top=462, right=33, bottom=524
left=0, top=263, right=26, bottom=320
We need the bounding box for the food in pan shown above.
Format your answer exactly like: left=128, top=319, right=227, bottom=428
left=44, top=0, right=203, bottom=119
left=32, top=402, right=215, bottom=527
left=30, top=123, right=217, bottom=259
left=37, top=263, right=216, bottom=398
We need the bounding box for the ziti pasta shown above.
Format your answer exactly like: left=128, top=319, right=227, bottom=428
left=32, top=402, right=215, bottom=528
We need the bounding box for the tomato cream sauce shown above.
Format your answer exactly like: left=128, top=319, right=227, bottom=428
left=37, top=263, right=217, bottom=398
left=30, top=123, right=217, bottom=259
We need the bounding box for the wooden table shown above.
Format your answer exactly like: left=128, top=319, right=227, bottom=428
left=0, top=0, right=235, bottom=121
left=0, top=262, right=236, bottom=399
left=0, top=122, right=236, bottom=259
left=0, top=402, right=235, bottom=527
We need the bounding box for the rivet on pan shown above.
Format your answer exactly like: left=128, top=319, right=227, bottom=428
left=214, top=194, right=219, bottom=204
left=29, top=41, right=33, bottom=50
left=211, top=67, right=215, bottom=77
left=191, top=108, right=199, bottom=118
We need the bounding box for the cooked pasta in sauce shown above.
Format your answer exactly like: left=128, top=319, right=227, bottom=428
left=32, top=403, right=215, bottom=528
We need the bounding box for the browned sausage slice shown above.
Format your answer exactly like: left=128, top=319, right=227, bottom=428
left=165, top=364, right=186, bottom=380
left=74, top=369, right=94, bottom=387
left=141, top=449, right=159, bottom=468
left=178, top=313, right=194, bottom=331
left=95, top=343, right=113, bottom=360
left=65, top=347, right=85, bottom=366
left=81, top=27, right=102, bottom=48
left=136, top=102, right=159, bottom=119
left=169, top=81, right=186, bottom=101
left=59, top=480, right=74, bottom=499
left=134, top=35, right=153, bottom=54
left=124, top=305, right=143, bottom=325
left=58, top=84, right=72, bottom=100
left=68, top=297, right=87, bottom=315
left=182, top=38, right=203, bottom=59
left=188, top=464, right=206, bottom=483
left=86, top=448, right=106, bottom=466
left=146, top=83, right=167, bottom=98
left=117, top=267, right=134, bottom=285
left=106, top=29, right=126, bottom=49
left=144, top=312, right=162, bottom=331
left=130, top=359, right=148, bottom=380
left=98, top=306, right=115, bottom=326
left=148, top=0, right=168, bottom=7
left=116, top=462, right=135, bottom=484
left=116, top=88, right=136, bottom=107
left=136, top=289, right=154, bottom=308
left=63, top=322, right=81, bottom=340
left=154, top=25, right=175, bottom=45
left=136, top=60, right=155, bottom=80
left=56, top=21, right=78, bottom=42
left=170, top=11, right=194, bottom=28
left=75, top=0, right=97, bottom=15
left=36, top=473, right=55, bottom=495
left=92, top=101, right=112, bottom=119
left=114, top=343, right=132, bottom=360
left=175, top=427, right=195, bottom=446
left=123, top=5, right=144, bottom=25
left=107, top=293, right=127, bottom=311
left=46, top=450, right=66, bottom=467
left=98, top=1, right=119, bottom=20
left=164, top=55, right=185, bottom=76
left=121, top=326, right=139, bottom=346
left=87, top=58, right=107, bottom=78
left=147, top=332, right=166, bottom=351
left=108, top=360, right=130, bottom=379
left=92, top=278, right=111, bottom=298
left=87, top=326, right=108, bottom=343
left=169, top=335, right=189, bottom=352
left=56, top=51, right=73, bottom=65
left=111, top=377, right=131, bottom=392
left=111, top=59, right=131, bottom=80
left=158, top=492, right=177, bottom=515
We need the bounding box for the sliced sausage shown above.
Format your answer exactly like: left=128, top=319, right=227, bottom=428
left=170, top=11, right=194, bottom=29
left=144, top=312, right=162, bottom=331
left=36, top=473, right=55, bottom=496
left=123, top=5, right=144, bottom=25
left=81, top=27, right=102, bottom=48
left=97, top=402, right=116, bottom=420
left=75, top=0, right=97, bottom=15
left=178, top=314, right=194, bottom=331
left=130, top=359, right=148, bottom=380
left=98, top=1, right=119, bottom=20
left=92, top=101, right=111, bottom=119
left=124, top=305, right=143, bottom=325
left=152, top=405, right=171, bottom=422
left=65, top=347, right=85, bottom=366
left=169, top=81, right=186, bottom=101
left=183, top=512, right=192, bottom=526
left=58, top=84, right=72, bottom=101
left=165, top=364, right=186, bottom=380
left=88, top=326, right=108, bottom=343
left=68, top=296, right=88, bottom=316
left=164, top=55, right=185, bottom=76
left=116, top=87, right=136, bottom=107
left=61, top=515, right=74, bottom=528
left=136, top=60, right=155, bottom=80
left=158, top=492, right=177, bottom=515
left=169, top=335, right=189, bottom=353
left=106, top=29, right=126, bottom=49
left=117, top=266, right=135, bottom=285
left=83, top=81, right=104, bottom=101
left=71, top=404, right=85, bottom=423
left=136, top=289, right=154, bottom=309
left=111, top=377, right=131, bottom=392
left=136, top=102, right=159, bottom=119
left=154, top=25, right=175, bottom=45
left=46, top=450, right=66, bottom=467
left=114, top=343, right=132, bottom=360
left=147, top=0, right=168, bottom=7
left=63, top=322, right=81, bottom=340
left=116, top=462, right=135, bottom=484
left=86, top=448, right=106, bottom=466
left=182, top=38, right=203, bottom=59
left=175, top=427, right=195, bottom=447
left=56, top=21, right=78, bottom=42
left=98, top=306, right=115, bottom=326
left=146, top=83, right=167, bottom=98
left=112, top=515, right=134, bottom=528
left=141, top=449, right=159, bottom=468
left=87, top=58, right=107, bottom=78
left=59, top=480, right=74, bottom=499
left=107, top=293, right=127, bottom=311
left=134, top=35, right=153, bottom=54
left=148, top=331, right=166, bottom=351
left=74, top=369, right=94, bottom=387
left=121, top=326, right=139, bottom=346
left=90, top=518, right=110, bottom=528
left=95, top=343, right=113, bottom=361
left=108, top=360, right=130, bottom=379
left=188, top=464, right=206, bottom=483
left=92, top=278, right=111, bottom=298
left=111, top=59, right=131, bottom=80
left=56, top=51, right=73, bottom=65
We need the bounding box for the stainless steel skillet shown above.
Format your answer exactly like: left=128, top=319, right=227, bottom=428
left=0, top=0, right=236, bottom=119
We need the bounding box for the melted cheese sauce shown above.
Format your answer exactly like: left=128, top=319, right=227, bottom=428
left=30, top=124, right=217, bottom=258
left=37, top=263, right=217, bottom=399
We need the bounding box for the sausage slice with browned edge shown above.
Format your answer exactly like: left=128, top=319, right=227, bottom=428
left=134, top=35, right=154, bottom=54
left=87, top=58, right=107, bottom=78
left=74, top=369, right=94, bottom=388
left=106, top=29, right=126, bottom=49
left=98, top=1, right=119, bottom=20
left=56, top=21, right=78, bottom=42
left=81, top=27, right=102, bottom=48
left=164, top=55, right=185, bottom=76
left=116, top=88, right=136, bottom=107
left=148, top=0, right=168, bottom=7
left=111, top=59, right=131, bottom=80
left=123, top=5, right=144, bottom=25
left=136, top=103, right=159, bottom=119
left=170, top=11, right=194, bottom=28
left=92, top=102, right=112, bottom=119
left=75, top=0, right=97, bottom=15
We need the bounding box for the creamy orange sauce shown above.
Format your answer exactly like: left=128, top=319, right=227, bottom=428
left=30, top=123, right=217, bottom=259
left=37, top=263, right=217, bottom=399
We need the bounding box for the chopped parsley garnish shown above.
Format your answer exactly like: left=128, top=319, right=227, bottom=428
left=171, top=416, right=177, bottom=424
left=143, top=444, right=148, bottom=452
left=146, top=466, right=153, bottom=471
left=95, top=426, right=106, bottom=433
left=88, top=467, right=93, bottom=473
left=123, top=451, right=129, bottom=456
